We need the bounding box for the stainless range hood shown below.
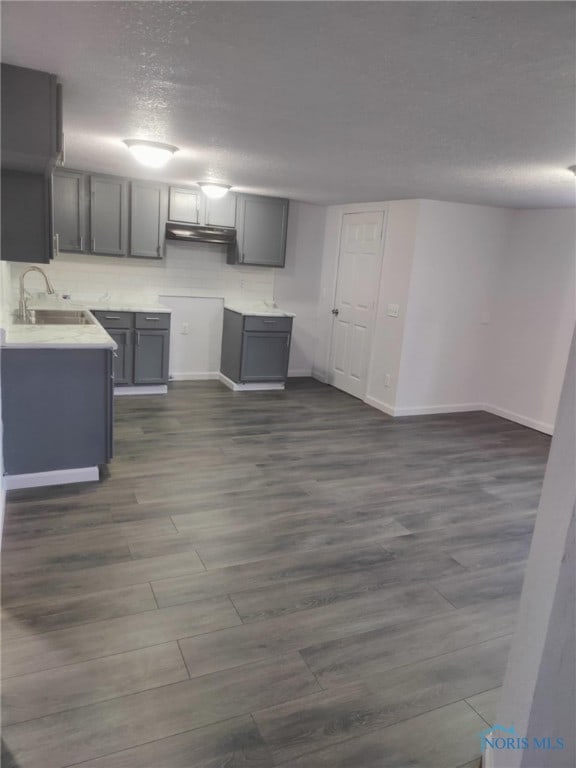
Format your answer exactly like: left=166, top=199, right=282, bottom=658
left=165, top=223, right=236, bottom=247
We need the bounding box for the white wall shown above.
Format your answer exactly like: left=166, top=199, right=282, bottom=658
left=366, top=200, right=420, bottom=411
left=395, top=200, right=510, bottom=413
left=274, top=201, right=326, bottom=375
left=0, top=259, right=11, bottom=535
left=486, top=209, right=576, bottom=433
left=494, top=330, right=575, bottom=767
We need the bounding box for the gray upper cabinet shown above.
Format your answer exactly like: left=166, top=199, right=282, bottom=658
left=1, top=63, right=63, bottom=174
left=204, top=192, right=237, bottom=228
left=90, top=175, right=128, bottom=256
left=1, top=171, right=53, bottom=263
left=53, top=171, right=86, bottom=252
left=168, top=187, right=200, bottom=224
left=234, top=194, right=289, bottom=267
left=130, top=181, right=167, bottom=259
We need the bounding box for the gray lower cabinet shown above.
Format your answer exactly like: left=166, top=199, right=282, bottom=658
left=53, top=170, right=85, bottom=252
left=231, top=194, right=289, bottom=267
left=220, top=309, right=292, bottom=383
left=89, top=175, right=128, bottom=256
left=1, top=347, right=113, bottom=475
left=130, top=181, right=167, bottom=259
left=1, top=170, right=54, bottom=263
left=108, top=329, right=133, bottom=385
left=134, top=330, right=170, bottom=384
left=92, top=310, right=170, bottom=386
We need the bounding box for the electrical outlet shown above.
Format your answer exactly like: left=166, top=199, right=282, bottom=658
left=181, top=322, right=190, bottom=335
left=387, top=303, right=400, bottom=318
left=384, top=373, right=392, bottom=388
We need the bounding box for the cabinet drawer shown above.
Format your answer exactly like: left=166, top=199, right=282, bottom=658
left=243, top=315, right=293, bottom=333
left=135, top=312, right=171, bottom=330
left=92, top=310, right=133, bottom=329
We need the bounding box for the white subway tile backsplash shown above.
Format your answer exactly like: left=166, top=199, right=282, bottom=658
left=9, top=243, right=275, bottom=308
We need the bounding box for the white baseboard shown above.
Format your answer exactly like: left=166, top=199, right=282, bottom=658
left=482, top=404, right=553, bottom=435
left=393, top=402, right=484, bottom=417
left=288, top=369, right=313, bottom=377
left=115, top=385, right=168, bottom=396
left=218, top=372, right=285, bottom=392
left=169, top=372, right=220, bottom=381
left=364, top=395, right=395, bottom=416
left=3, top=466, right=99, bottom=490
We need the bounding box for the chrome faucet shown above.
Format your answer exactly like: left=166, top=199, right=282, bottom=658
left=18, top=266, right=56, bottom=322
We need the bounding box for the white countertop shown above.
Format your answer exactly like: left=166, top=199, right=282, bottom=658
left=224, top=300, right=295, bottom=317
left=1, top=296, right=170, bottom=350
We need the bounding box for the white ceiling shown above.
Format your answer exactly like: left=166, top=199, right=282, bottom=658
left=2, top=1, right=575, bottom=208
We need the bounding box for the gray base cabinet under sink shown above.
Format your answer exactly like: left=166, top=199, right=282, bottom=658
left=220, top=309, right=292, bottom=383
left=93, top=310, right=170, bottom=387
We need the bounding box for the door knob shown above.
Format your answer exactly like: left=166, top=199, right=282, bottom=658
left=331, top=308, right=339, bottom=316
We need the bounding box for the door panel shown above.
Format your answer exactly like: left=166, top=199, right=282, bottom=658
left=241, top=332, right=290, bottom=381
left=109, top=329, right=133, bottom=385
left=130, top=182, right=165, bottom=258
left=133, top=330, right=169, bottom=384
left=90, top=176, right=127, bottom=256
left=168, top=187, right=199, bottom=224
left=329, top=211, right=384, bottom=399
left=53, top=171, right=85, bottom=252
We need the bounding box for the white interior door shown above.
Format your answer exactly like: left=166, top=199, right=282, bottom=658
left=329, top=211, right=384, bottom=399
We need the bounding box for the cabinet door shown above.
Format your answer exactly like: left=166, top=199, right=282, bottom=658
left=130, top=181, right=166, bottom=259
left=240, top=332, right=290, bottom=381
left=89, top=175, right=127, bottom=256
left=204, top=192, right=237, bottom=228
left=1, top=170, right=53, bottom=263
left=1, top=63, right=62, bottom=173
left=168, top=187, right=199, bottom=224
left=108, top=329, right=133, bottom=385
left=133, top=330, right=170, bottom=384
left=53, top=171, right=86, bottom=252
left=236, top=195, right=288, bottom=267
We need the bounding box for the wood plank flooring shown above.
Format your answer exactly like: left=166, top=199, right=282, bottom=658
left=1, top=379, right=550, bottom=768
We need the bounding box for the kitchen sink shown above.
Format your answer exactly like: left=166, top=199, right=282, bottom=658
left=15, top=309, right=96, bottom=325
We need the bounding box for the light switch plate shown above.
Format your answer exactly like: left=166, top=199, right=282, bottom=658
left=387, top=303, right=400, bottom=318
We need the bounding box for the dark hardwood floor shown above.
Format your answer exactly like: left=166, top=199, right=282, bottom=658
left=1, top=379, right=550, bottom=768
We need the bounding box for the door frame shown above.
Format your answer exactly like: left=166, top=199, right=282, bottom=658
left=326, top=204, right=388, bottom=400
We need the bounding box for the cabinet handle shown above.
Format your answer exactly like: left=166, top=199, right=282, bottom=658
left=105, top=315, right=121, bottom=320
left=91, top=237, right=96, bottom=252
left=53, top=234, right=59, bottom=256
left=79, top=236, right=84, bottom=251
left=263, top=320, right=277, bottom=324
left=136, top=331, right=140, bottom=346
left=113, top=351, right=119, bottom=358
left=145, top=316, right=160, bottom=321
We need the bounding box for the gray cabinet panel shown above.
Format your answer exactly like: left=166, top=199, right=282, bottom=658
left=1, top=171, right=53, bottom=263
left=90, top=175, right=127, bottom=256
left=135, top=312, right=171, bottom=330
left=91, top=310, right=133, bottom=329
left=204, top=192, right=237, bottom=228
left=243, top=315, right=293, bottom=333
left=109, top=329, right=133, bottom=385
left=53, top=171, right=86, bottom=252
left=1, top=348, right=113, bottom=474
left=130, top=181, right=166, bottom=259
left=240, top=332, right=290, bottom=381
left=1, top=63, right=62, bottom=174
left=168, top=187, right=200, bottom=224
left=134, top=330, right=170, bottom=384
left=235, top=194, right=288, bottom=267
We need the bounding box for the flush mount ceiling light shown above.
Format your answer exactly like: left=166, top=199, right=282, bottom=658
left=198, top=182, right=232, bottom=199
left=123, top=139, right=179, bottom=168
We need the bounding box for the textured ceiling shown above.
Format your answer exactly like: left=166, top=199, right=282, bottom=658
left=2, top=1, right=575, bottom=207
